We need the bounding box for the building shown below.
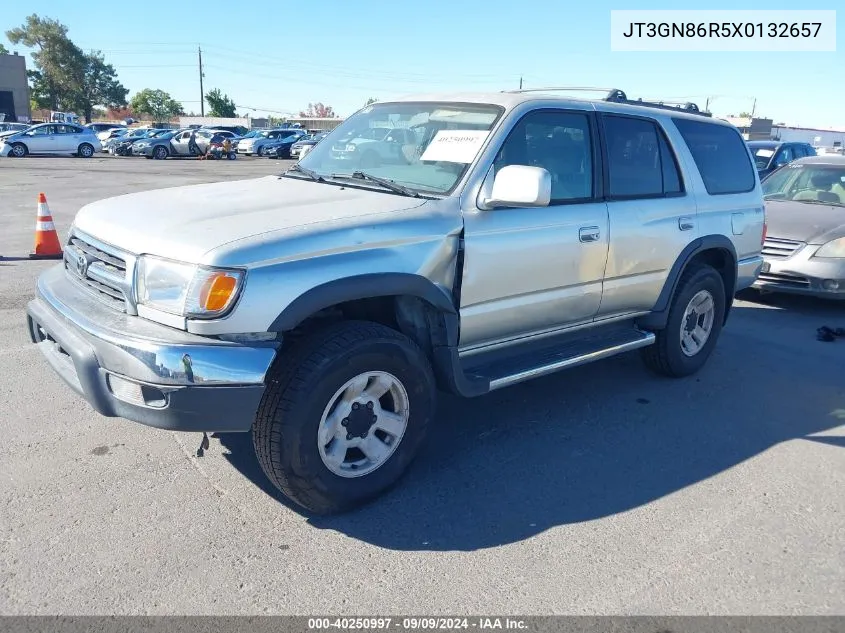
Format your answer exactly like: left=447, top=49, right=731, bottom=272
left=0, top=52, right=32, bottom=123
left=771, top=124, right=844, bottom=150
left=723, top=117, right=774, bottom=141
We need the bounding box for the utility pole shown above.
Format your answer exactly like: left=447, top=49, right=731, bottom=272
left=198, top=45, right=205, bottom=117
left=750, top=97, right=756, bottom=118
left=519, top=76, right=523, bottom=90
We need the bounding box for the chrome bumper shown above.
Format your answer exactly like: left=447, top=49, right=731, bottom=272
left=26, top=265, right=279, bottom=432
left=751, top=244, right=845, bottom=299
left=736, top=255, right=765, bottom=292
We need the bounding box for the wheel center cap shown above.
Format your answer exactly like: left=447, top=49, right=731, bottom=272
left=684, top=311, right=698, bottom=333
left=344, top=401, right=376, bottom=439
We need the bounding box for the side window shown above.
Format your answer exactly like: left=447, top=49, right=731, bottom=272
left=672, top=118, right=756, bottom=195
left=494, top=109, right=593, bottom=203
left=603, top=115, right=682, bottom=198
left=775, top=145, right=794, bottom=166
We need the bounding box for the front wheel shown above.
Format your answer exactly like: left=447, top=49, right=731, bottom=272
left=10, top=143, right=27, bottom=158
left=253, top=321, right=437, bottom=515
left=641, top=264, right=725, bottom=377
left=153, top=145, right=168, bottom=160
left=256, top=146, right=265, bottom=156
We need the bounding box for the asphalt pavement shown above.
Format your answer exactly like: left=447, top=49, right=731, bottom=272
left=0, top=157, right=843, bottom=615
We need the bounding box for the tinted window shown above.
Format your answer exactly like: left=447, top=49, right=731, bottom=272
left=603, top=115, right=682, bottom=198
left=673, top=118, right=755, bottom=195
left=494, top=109, right=593, bottom=202
left=775, top=146, right=794, bottom=166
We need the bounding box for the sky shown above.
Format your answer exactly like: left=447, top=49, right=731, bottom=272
left=2, top=0, right=842, bottom=127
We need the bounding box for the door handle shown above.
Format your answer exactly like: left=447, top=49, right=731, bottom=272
left=579, top=226, right=601, bottom=243
left=678, top=216, right=695, bottom=231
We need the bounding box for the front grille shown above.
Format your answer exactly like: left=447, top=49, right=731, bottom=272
left=64, top=233, right=133, bottom=312
left=762, top=237, right=804, bottom=260
left=757, top=271, right=810, bottom=287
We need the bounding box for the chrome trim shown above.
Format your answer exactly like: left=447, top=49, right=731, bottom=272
left=64, top=228, right=139, bottom=315
left=762, top=237, right=804, bottom=260
left=487, top=331, right=655, bottom=391
left=458, top=311, right=650, bottom=358
left=33, top=265, right=278, bottom=387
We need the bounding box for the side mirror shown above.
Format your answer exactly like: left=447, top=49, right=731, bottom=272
left=482, top=165, right=551, bottom=209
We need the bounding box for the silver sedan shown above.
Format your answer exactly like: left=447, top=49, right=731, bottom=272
left=754, top=154, right=845, bottom=299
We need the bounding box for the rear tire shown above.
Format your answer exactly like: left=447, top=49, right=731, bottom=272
left=253, top=321, right=437, bottom=515
left=77, top=143, right=94, bottom=158
left=641, top=264, right=726, bottom=378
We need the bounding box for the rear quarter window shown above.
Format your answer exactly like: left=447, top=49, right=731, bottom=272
left=672, top=118, right=756, bottom=195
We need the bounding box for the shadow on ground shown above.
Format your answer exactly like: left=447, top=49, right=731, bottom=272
left=217, top=294, right=845, bottom=551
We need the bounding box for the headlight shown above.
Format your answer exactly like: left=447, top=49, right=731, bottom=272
left=814, top=238, right=845, bottom=258
left=135, top=255, right=245, bottom=318
left=135, top=142, right=149, bottom=148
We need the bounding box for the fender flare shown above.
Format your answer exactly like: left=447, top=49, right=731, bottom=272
left=267, top=273, right=458, bottom=335
left=638, top=235, right=738, bottom=330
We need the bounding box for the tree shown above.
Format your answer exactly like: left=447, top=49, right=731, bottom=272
left=205, top=88, right=237, bottom=118
left=0, top=43, right=8, bottom=55
left=7, top=15, right=86, bottom=111
left=129, top=88, right=184, bottom=123
left=738, top=111, right=752, bottom=118
left=299, top=102, right=335, bottom=118
left=74, top=51, right=128, bottom=122
left=365, top=97, right=378, bottom=106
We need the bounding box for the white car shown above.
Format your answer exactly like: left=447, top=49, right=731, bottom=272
left=1, top=123, right=102, bottom=158
left=237, top=129, right=305, bottom=156
left=329, top=126, right=418, bottom=167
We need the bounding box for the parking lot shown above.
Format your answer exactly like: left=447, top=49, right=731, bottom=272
left=1, top=157, right=844, bottom=615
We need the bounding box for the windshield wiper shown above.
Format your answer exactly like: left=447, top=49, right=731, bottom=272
left=330, top=170, right=421, bottom=198
left=284, top=163, right=324, bottom=182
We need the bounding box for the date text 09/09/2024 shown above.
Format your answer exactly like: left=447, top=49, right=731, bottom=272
left=307, top=617, right=529, bottom=630
left=622, top=22, right=823, bottom=38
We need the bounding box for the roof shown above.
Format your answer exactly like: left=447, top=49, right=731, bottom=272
left=380, top=90, right=732, bottom=127
left=796, top=154, right=845, bottom=165
left=747, top=140, right=781, bottom=147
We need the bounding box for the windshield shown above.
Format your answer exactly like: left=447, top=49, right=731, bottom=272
left=762, top=163, right=845, bottom=206
left=749, top=145, right=777, bottom=170
left=296, top=101, right=505, bottom=194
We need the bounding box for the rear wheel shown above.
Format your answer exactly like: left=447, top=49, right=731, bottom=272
left=641, top=264, right=726, bottom=377
left=253, top=321, right=437, bottom=515
left=257, top=146, right=265, bottom=156
left=77, top=143, right=94, bottom=158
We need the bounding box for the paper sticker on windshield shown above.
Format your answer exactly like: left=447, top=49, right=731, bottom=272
left=755, top=149, right=775, bottom=157
left=420, top=130, right=490, bottom=163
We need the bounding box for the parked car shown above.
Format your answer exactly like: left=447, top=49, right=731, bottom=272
left=134, top=128, right=220, bottom=159
left=747, top=140, right=817, bottom=180
left=237, top=128, right=306, bottom=156
left=111, top=129, right=170, bottom=156
left=0, top=123, right=101, bottom=157
left=0, top=122, right=31, bottom=136
left=26, top=91, right=765, bottom=514
left=264, top=132, right=306, bottom=159
left=102, top=127, right=154, bottom=152
left=201, top=125, right=248, bottom=136
left=86, top=122, right=126, bottom=137
left=290, top=132, right=328, bottom=159
left=231, top=129, right=262, bottom=150
left=816, top=146, right=844, bottom=156
left=752, top=155, right=845, bottom=299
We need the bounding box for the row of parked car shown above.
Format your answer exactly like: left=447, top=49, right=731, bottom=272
left=0, top=120, right=330, bottom=160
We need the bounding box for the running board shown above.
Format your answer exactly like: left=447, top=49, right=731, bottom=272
left=463, top=328, right=656, bottom=393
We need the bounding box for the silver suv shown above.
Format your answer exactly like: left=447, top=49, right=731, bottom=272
left=26, top=88, right=765, bottom=514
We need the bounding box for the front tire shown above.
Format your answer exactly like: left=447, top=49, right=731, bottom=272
left=153, top=145, right=168, bottom=160
left=10, top=143, right=27, bottom=158
left=641, top=264, right=725, bottom=377
left=253, top=321, right=437, bottom=515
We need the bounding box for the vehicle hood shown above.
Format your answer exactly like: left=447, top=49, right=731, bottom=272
left=765, top=199, right=845, bottom=244
left=72, top=175, right=430, bottom=264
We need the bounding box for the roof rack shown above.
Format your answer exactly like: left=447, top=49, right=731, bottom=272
left=503, top=87, right=712, bottom=117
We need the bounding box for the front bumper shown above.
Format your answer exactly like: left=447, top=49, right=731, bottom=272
left=26, top=265, right=279, bottom=432
left=752, top=243, right=845, bottom=299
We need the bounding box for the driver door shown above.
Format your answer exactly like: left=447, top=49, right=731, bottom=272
left=458, top=108, right=609, bottom=350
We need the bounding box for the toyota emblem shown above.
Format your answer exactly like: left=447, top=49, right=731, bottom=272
left=75, top=252, right=88, bottom=277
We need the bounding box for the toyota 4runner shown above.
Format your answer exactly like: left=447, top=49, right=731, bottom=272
left=26, top=88, right=765, bottom=514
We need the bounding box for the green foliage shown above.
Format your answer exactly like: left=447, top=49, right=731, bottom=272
left=129, top=88, right=184, bottom=123
left=0, top=42, right=8, bottom=55
left=365, top=97, right=378, bottom=106
left=205, top=88, right=237, bottom=118
left=6, top=14, right=127, bottom=121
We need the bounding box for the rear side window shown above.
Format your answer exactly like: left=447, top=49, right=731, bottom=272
left=673, top=118, right=756, bottom=195
left=602, top=115, right=683, bottom=198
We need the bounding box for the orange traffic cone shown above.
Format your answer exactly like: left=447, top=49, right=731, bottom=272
left=29, top=193, right=64, bottom=260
